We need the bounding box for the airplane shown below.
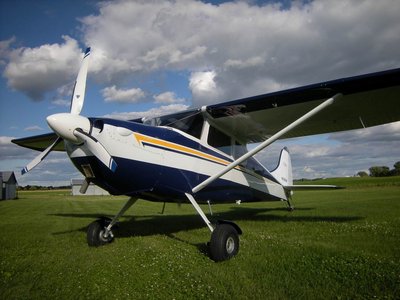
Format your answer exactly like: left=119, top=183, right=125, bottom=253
left=12, top=47, right=400, bottom=262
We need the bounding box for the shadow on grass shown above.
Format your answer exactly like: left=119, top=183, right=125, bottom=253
left=51, top=206, right=362, bottom=238
left=51, top=206, right=362, bottom=256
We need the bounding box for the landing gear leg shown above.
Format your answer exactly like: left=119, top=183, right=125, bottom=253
left=185, top=193, right=241, bottom=262
left=286, top=192, right=295, bottom=211
left=87, top=197, right=137, bottom=247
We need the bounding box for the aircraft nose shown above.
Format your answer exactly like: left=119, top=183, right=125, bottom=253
left=47, top=113, right=91, bottom=143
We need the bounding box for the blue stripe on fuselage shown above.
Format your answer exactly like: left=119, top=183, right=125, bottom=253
left=71, top=155, right=281, bottom=204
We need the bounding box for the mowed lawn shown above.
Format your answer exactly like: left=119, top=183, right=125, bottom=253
left=1, top=177, right=399, bottom=299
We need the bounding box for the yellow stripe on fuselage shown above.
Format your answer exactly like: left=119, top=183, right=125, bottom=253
left=133, top=133, right=231, bottom=167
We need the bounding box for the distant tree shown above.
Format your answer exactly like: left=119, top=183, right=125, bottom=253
left=369, top=166, right=390, bottom=177
left=357, top=171, right=369, bottom=177
left=390, top=161, right=400, bottom=176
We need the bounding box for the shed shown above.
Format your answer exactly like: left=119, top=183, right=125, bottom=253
left=71, top=179, right=110, bottom=196
left=0, top=171, right=18, bottom=200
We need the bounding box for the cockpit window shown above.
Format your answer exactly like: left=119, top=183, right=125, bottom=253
left=233, top=142, right=247, bottom=159
left=165, top=113, right=204, bottom=139
left=143, top=111, right=204, bottom=139
left=208, top=126, right=232, bottom=155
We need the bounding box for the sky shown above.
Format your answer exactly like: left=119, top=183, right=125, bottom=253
left=0, top=0, right=399, bottom=186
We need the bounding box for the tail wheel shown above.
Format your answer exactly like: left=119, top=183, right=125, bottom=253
left=87, top=219, right=114, bottom=247
left=209, top=224, right=239, bottom=262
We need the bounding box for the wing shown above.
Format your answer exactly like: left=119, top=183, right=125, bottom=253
left=205, top=68, right=400, bottom=143
left=12, top=133, right=65, bottom=152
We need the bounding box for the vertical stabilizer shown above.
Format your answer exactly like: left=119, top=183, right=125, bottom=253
left=271, top=147, right=293, bottom=186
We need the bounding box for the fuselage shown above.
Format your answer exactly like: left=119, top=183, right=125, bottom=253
left=66, top=117, right=288, bottom=204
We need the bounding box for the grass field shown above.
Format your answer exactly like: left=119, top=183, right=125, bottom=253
left=1, top=177, right=399, bottom=299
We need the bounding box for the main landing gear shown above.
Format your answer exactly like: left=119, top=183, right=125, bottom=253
left=185, top=193, right=242, bottom=262
left=209, top=222, right=241, bottom=261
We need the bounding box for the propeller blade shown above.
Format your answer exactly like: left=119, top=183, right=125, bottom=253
left=73, top=128, right=117, bottom=172
left=70, top=47, right=91, bottom=115
left=21, top=137, right=63, bottom=175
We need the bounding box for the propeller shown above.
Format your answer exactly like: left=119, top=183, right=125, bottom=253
left=21, top=47, right=117, bottom=175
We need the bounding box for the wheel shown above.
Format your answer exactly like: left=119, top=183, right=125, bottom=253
left=209, top=224, right=239, bottom=262
left=87, top=219, right=114, bottom=247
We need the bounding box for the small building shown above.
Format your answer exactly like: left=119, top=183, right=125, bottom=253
left=0, top=171, right=18, bottom=200
left=71, top=179, right=110, bottom=196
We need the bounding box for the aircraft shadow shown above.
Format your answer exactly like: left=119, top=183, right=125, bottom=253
left=51, top=206, right=362, bottom=240
left=51, top=206, right=362, bottom=255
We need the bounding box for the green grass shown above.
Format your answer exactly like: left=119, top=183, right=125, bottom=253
left=296, top=175, right=400, bottom=188
left=1, top=177, right=399, bottom=299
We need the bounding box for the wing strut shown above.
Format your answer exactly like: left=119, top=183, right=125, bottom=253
left=185, top=193, right=214, bottom=232
left=192, top=93, right=342, bottom=194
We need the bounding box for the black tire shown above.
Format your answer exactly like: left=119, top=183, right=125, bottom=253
left=209, top=224, right=239, bottom=262
left=87, top=219, right=114, bottom=247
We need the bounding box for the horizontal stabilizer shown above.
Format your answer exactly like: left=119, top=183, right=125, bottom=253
left=284, top=185, right=344, bottom=191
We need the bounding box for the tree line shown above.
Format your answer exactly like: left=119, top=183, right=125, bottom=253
left=358, top=161, right=400, bottom=177
left=18, top=185, right=70, bottom=191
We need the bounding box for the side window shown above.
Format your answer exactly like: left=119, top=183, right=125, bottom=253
left=208, top=126, right=232, bottom=155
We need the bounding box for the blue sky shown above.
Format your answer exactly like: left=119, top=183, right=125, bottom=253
left=1, top=0, right=399, bottom=186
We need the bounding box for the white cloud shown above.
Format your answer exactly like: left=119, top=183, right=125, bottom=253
left=24, top=125, right=44, bottom=131
left=101, top=85, right=145, bottom=103
left=154, top=91, right=185, bottom=104
left=189, top=71, right=222, bottom=105
left=103, top=104, right=189, bottom=121
left=0, top=136, right=34, bottom=161
left=51, top=99, right=70, bottom=107
left=3, top=1, right=400, bottom=106
left=3, top=36, right=82, bottom=100
left=76, top=0, right=400, bottom=105
left=328, top=122, right=400, bottom=143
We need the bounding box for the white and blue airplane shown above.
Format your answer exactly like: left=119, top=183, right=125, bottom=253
left=13, top=48, right=400, bottom=261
